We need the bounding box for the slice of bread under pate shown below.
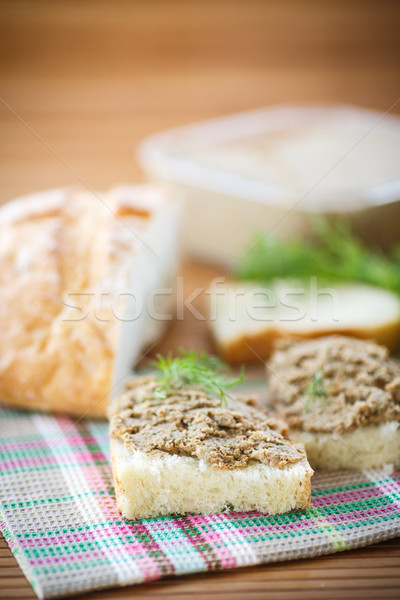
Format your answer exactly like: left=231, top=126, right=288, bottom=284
left=109, top=376, right=313, bottom=519
left=268, top=336, right=400, bottom=470
left=208, top=280, right=400, bottom=364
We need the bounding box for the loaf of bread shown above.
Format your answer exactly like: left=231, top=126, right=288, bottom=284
left=268, top=336, right=400, bottom=470
left=208, top=280, right=400, bottom=363
left=109, top=376, right=313, bottom=519
left=0, top=185, right=181, bottom=417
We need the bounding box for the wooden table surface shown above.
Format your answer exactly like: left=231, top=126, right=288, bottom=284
left=1, top=1, right=400, bottom=598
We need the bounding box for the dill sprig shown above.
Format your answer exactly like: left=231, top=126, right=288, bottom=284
left=304, top=370, right=329, bottom=413
left=237, top=218, right=400, bottom=294
left=152, top=349, right=244, bottom=406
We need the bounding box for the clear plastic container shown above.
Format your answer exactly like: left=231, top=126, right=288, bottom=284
left=137, top=104, right=400, bottom=265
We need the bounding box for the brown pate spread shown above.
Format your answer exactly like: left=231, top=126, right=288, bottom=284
left=268, top=336, right=400, bottom=434
left=110, top=376, right=306, bottom=469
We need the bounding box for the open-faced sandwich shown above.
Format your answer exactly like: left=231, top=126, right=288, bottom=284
left=109, top=352, right=313, bottom=519
left=268, top=336, right=400, bottom=470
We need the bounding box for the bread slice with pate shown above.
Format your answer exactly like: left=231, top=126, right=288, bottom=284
left=109, top=375, right=313, bottom=520
left=268, top=336, right=400, bottom=470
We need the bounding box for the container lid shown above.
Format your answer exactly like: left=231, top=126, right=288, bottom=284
left=137, top=104, right=400, bottom=212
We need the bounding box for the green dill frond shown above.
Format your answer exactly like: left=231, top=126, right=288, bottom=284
left=152, top=349, right=244, bottom=406
left=304, top=370, right=329, bottom=413
left=237, top=217, right=400, bottom=294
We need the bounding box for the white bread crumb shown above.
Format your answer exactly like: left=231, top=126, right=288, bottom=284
left=111, top=438, right=312, bottom=520
left=291, top=422, right=400, bottom=470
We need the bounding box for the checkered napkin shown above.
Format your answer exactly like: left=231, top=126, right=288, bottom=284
left=1, top=407, right=400, bottom=599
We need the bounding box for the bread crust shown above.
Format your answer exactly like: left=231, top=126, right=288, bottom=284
left=0, top=186, right=176, bottom=417
left=208, top=279, right=400, bottom=364
left=213, top=322, right=400, bottom=364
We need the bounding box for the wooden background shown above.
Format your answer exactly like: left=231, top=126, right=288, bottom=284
left=1, top=0, right=400, bottom=205
left=1, top=1, right=400, bottom=598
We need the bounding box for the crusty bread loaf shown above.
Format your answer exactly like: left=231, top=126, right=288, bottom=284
left=208, top=280, right=400, bottom=363
left=0, top=185, right=181, bottom=417
left=111, top=437, right=312, bottom=520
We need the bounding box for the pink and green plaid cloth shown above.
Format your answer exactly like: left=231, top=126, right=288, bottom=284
left=1, top=406, right=400, bottom=599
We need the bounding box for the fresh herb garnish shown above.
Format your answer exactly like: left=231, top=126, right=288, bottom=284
left=237, top=218, right=400, bottom=293
left=152, top=349, right=244, bottom=406
left=304, top=370, right=329, bottom=413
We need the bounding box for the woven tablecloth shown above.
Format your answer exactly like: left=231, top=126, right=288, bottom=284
left=1, top=406, right=400, bottom=599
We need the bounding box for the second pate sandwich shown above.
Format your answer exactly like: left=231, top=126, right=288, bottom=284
left=268, top=336, right=400, bottom=470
